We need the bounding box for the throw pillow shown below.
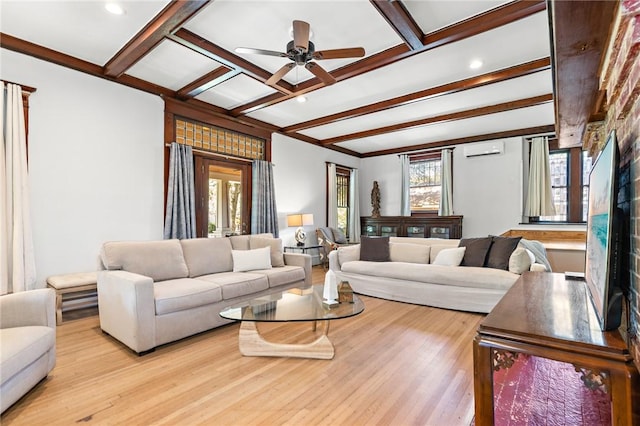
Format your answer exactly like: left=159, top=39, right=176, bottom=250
left=458, top=237, right=493, bottom=267
left=332, top=228, right=348, bottom=244
left=508, top=247, right=533, bottom=274
left=389, top=242, right=430, bottom=264
left=249, top=237, right=285, bottom=267
left=359, top=236, right=390, bottom=262
left=232, top=246, right=272, bottom=272
left=485, top=236, right=522, bottom=270
left=433, top=247, right=466, bottom=266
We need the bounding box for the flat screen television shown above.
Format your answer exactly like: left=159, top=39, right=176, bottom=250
left=584, top=130, right=623, bottom=331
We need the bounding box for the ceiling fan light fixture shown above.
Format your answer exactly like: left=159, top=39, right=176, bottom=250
left=105, top=2, right=125, bottom=15
left=296, top=95, right=307, bottom=103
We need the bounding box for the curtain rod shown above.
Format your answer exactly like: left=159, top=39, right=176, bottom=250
left=165, top=143, right=273, bottom=165
left=1, top=79, right=37, bottom=94
left=397, top=146, right=457, bottom=157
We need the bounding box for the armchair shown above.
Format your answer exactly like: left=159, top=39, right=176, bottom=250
left=316, top=227, right=357, bottom=267
left=1, top=288, right=56, bottom=413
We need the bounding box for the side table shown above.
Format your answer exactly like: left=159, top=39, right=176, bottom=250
left=473, top=272, right=639, bottom=425
left=284, top=245, right=327, bottom=269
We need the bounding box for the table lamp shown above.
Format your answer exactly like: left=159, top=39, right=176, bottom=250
left=287, top=213, right=314, bottom=246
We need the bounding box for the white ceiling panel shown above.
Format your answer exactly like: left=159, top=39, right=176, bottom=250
left=0, top=0, right=170, bottom=65
left=184, top=0, right=403, bottom=84
left=301, top=69, right=553, bottom=139
left=126, top=40, right=224, bottom=90
left=246, top=11, right=550, bottom=128
left=336, top=102, right=555, bottom=153
left=404, top=0, right=511, bottom=34
left=196, top=74, right=278, bottom=110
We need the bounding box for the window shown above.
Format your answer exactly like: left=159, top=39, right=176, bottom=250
left=336, top=167, right=351, bottom=236
left=537, top=145, right=591, bottom=223
left=409, top=152, right=442, bottom=212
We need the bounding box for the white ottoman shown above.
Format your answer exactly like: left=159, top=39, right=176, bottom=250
left=46, top=272, right=98, bottom=325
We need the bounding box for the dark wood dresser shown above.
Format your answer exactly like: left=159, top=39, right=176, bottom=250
left=361, top=215, right=462, bottom=239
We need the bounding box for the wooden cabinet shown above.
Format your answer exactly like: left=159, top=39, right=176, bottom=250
left=361, top=216, right=462, bottom=239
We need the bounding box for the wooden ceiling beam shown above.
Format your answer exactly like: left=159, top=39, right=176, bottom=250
left=320, top=94, right=553, bottom=145
left=177, top=66, right=236, bottom=99
left=169, top=29, right=295, bottom=95
left=103, top=0, right=211, bottom=77
left=360, top=125, right=556, bottom=157
left=230, top=0, right=546, bottom=116
left=282, top=57, right=550, bottom=133
left=422, top=0, right=546, bottom=50
left=371, top=0, right=424, bottom=50
left=549, top=0, right=618, bottom=148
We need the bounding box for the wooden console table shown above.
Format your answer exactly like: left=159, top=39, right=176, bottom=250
left=473, top=272, right=639, bottom=425
left=361, top=215, right=462, bottom=239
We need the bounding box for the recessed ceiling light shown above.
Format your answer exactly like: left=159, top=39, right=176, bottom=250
left=105, top=3, right=125, bottom=15
left=296, top=95, right=307, bottom=103
left=469, top=59, right=483, bottom=70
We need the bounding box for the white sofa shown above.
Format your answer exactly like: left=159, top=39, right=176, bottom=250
left=98, top=234, right=311, bottom=354
left=0, top=288, right=56, bottom=414
left=329, top=237, right=548, bottom=313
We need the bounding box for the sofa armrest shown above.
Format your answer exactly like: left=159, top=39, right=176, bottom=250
left=97, top=270, right=156, bottom=353
left=329, top=250, right=340, bottom=272
left=283, top=252, right=312, bottom=286
left=0, top=288, right=55, bottom=330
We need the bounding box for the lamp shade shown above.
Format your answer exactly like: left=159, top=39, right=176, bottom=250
left=287, top=214, right=302, bottom=227
left=302, top=213, right=314, bottom=226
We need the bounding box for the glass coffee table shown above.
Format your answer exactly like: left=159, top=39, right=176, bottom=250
left=219, top=285, right=364, bottom=359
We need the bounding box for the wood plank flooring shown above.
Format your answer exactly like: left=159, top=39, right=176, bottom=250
left=2, top=267, right=484, bottom=425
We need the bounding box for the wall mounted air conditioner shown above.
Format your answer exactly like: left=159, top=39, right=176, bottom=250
left=463, top=141, right=504, bottom=158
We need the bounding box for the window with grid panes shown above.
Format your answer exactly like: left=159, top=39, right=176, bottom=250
left=582, top=151, right=592, bottom=222
left=409, top=152, right=442, bottom=212
left=336, top=168, right=350, bottom=236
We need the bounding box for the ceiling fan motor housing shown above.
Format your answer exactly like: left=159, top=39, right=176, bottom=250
left=287, top=40, right=315, bottom=65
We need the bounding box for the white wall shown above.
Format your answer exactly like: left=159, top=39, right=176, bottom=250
left=1, top=49, right=164, bottom=286
left=360, top=138, right=526, bottom=237
left=271, top=133, right=360, bottom=246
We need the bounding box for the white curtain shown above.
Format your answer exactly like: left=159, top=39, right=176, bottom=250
left=400, top=154, right=411, bottom=216
left=348, top=168, right=361, bottom=243
left=438, top=149, right=453, bottom=216
left=1, top=82, right=37, bottom=294
left=327, top=163, right=338, bottom=229
left=524, top=136, right=556, bottom=217
left=164, top=142, right=196, bottom=239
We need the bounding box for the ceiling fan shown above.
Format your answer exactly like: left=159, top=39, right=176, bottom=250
left=235, top=20, right=365, bottom=87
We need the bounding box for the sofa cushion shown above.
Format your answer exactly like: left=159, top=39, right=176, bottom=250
left=154, top=278, right=223, bottom=315
left=338, top=244, right=360, bottom=266
left=0, top=326, right=55, bottom=383
left=101, top=239, right=189, bottom=282
left=433, top=247, right=466, bottom=266
left=180, top=238, right=233, bottom=277
left=229, top=233, right=274, bottom=250
left=250, top=237, right=285, bottom=267
left=429, top=243, right=459, bottom=263
left=195, top=272, right=269, bottom=300
left=458, top=237, right=493, bottom=267
left=251, top=265, right=305, bottom=288
left=389, top=243, right=430, bottom=264
left=486, top=236, right=522, bottom=270
left=508, top=247, right=533, bottom=274
left=232, top=247, right=272, bottom=272
left=341, top=261, right=517, bottom=291
left=360, top=236, right=390, bottom=262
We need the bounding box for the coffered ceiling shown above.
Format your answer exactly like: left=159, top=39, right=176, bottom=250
left=1, top=0, right=606, bottom=157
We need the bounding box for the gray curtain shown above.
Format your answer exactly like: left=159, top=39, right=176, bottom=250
left=348, top=168, right=361, bottom=243
left=251, top=160, right=279, bottom=237
left=400, top=154, right=411, bottom=216
left=524, top=136, right=556, bottom=217
left=164, top=142, right=196, bottom=239
left=438, top=149, right=453, bottom=216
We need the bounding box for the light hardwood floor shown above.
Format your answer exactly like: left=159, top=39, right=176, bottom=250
left=2, top=267, right=484, bottom=425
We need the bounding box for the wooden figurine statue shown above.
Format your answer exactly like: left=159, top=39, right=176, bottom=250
left=371, top=181, right=381, bottom=218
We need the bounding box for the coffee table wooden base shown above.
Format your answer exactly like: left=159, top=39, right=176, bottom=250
left=238, top=320, right=334, bottom=360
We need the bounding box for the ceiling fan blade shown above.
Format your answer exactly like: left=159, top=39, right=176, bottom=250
left=305, top=62, right=336, bottom=86
left=235, top=47, right=288, bottom=57
left=266, top=63, right=296, bottom=86
left=293, top=20, right=310, bottom=52
left=313, top=47, right=366, bottom=60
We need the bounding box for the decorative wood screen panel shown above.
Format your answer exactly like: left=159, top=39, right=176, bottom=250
left=175, top=117, right=265, bottom=160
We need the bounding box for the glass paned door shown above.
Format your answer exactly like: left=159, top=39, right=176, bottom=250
left=195, top=156, right=250, bottom=237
